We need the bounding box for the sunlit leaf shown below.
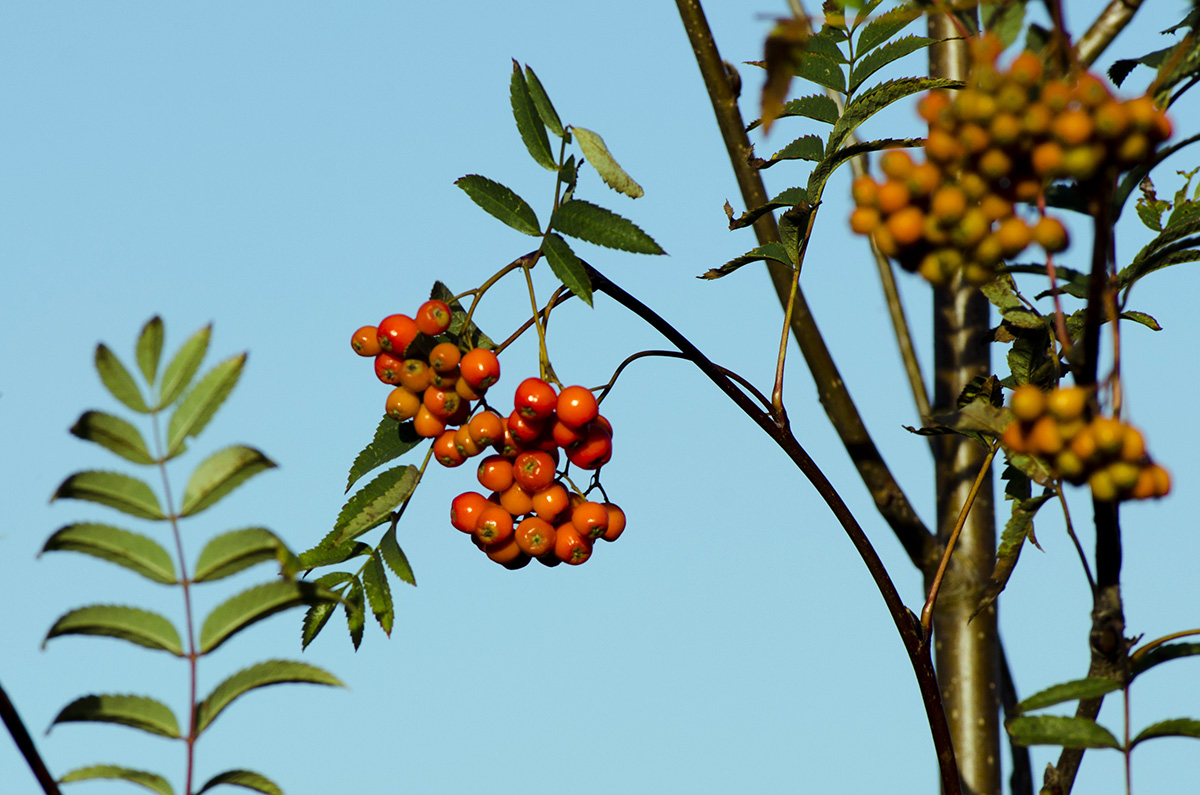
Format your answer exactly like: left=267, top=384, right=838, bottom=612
left=851, top=0, right=885, bottom=33
left=760, top=18, right=811, bottom=133
left=159, top=325, right=211, bottom=409
left=525, top=65, right=563, bottom=137
left=981, top=278, right=1048, bottom=330
left=42, top=523, right=176, bottom=584
left=747, top=94, right=840, bottom=131
left=196, top=770, right=283, bottom=795
left=52, top=471, right=165, bottom=521
left=510, top=60, right=555, bottom=170
left=70, top=411, right=155, bottom=465
left=455, top=174, right=542, bottom=235
left=60, top=765, right=173, bottom=795
left=346, top=416, right=421, bottom=494
left=551, top=199, right=664, bottom=255
left=572, top=127, right=644, bottom=199
left=135, top=317, right=165, bottom=386
left=1007, top=715, right=1121, bottom=749
left=298, top=539, right=372, bottom=569
left=95, top=344, right=149, bottom=414
left=831, top=77, right=960, bottom=152
left=541, top=232, right=593, bottom=306
left=379, top=526, right=416, bottom=587
left=362, top=549, right=394, bottom=636
left=700, top=242, right=793, bottom=279
left=332, top=465, right=418, bottom=546
left=1132, top=719, right=1200, bottom=747
left=848, top=36, right=938, bottom=93
left=180, top=445, right=276, bottom=517
left=166, top=354, right=246, bottom=457
left=856, top=1, right=921, bottom=54
left=1015, top=677, right=1123, bottom=713
left=200, top=581, right=339, bottom=654
left=759, top=134, right=824, bottom=167
left=194, top=660, right=343, bottom=735
left=52, top=694, right=180, bottom=739
left=194, top=528, right=294, bottom=583
left=45, top=605, right=183, bottom=656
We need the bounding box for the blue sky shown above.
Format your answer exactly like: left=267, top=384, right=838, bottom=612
left=3, top=2, right=1199, bottom=793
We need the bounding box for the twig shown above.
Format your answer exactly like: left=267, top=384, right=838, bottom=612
left=1074, top=0, right=1147, bottom=67
left=0, top=679, right=62, bottom=795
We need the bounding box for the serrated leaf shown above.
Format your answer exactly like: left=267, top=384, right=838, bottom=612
left=856, top=2, right=921, bottom=54
left=1132, top=642, right=1200, bottom=678
left=748, top=94, right=840, bottom=131
left=981, top=278, right=1048, bottom=330
left=298, top=540, right=372, bottom=569
left=1006, top=329, right=1053, bottom=387
left=159, top=325, right=211, bottom=409
left=45, top=605, right=183, bottom=656
left=1122, top=310, right=1162, bottom=331
left=1007, top=715, right=1121, bottom=749
left=52, top=694, right=180, bottom=739
left=831, top=77, right=960, bottom=153
left=551, top=199, right=664, bottom=255
left=42, top=523, right=177, bottom=584
left=572, top=127, right=644, bottom=199
left=541, top=232, right=593, bottom=306
left=1132, top=719, right=1200, bottom=747
left=848, top=36, right=939, bottom=93
left=200, top=581, right=338, bottom=654
left=301, top=572, right=354, bottom=650
left=525, top=65, right=563, bottom=137
left=196, top=770, right=283, bottom=795
left=52, top=471, right=165, bottom=520
left=807, top=137, right=923, bottom=202
left=851, top=0, right=885, bottom=33
left=362, top=550, right=394, bottom=636
left=455, top=174, right=542, bottom=235
left=1117, top=245, right=1200, bottom=291
left=136, top=317, right=165, bottom=386
left=982, top=0, right=1025, bottom=48
left=510, top=60, right=555, bottom=170
left=761, top=134, right=824, bottom=167
left=430, top=281, right=495, bottom=351
left=778, top=203, right=812, bottom=266
left=1015, top=677, right=1123, bottom=714
left=345, top=576, right=365, bottom=650
left=727, top=187, right=809, bottom=230
left=379, top=526, right=416, bottom=586
left=700, top=242, right=794, bottom=280
left=974, top=491, right=1052, bottom=618
left=166, top=354, right=245, bottom=457
left=1136, top=196, right=1168, bottom=231
left=180, top=445, right=275, bottom=517
left=95, top=344, right=149, bottom=414
left=793, top=50, right=845, bottom=93
left=194, top=659, right=343, bottom=735
left=194, top=528, right=293, bottom=583
left=69, top=411, right=155, bottom=465
left=60, top=765, right=173, bottom=795
left=332, top=465, right=418, bottom=546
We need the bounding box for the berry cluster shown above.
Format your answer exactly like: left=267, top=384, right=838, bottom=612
left=850, top=36, right=1171, bottom=286
left=446, top=378, right=623, bottom=568
left=1001, top=385, right=1170, bottom=501
left=351, top=301, right=502, bottom=439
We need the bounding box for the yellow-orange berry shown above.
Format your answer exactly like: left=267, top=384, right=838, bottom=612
left=1029, top=415, right=1064, bottom=455
left=886, top=206, right=925, bottom=247
left=1052, top=109, right=1095, bottom=147
left=978, top=148, right=1014, bottom=180
left=1032, top=216, right=1070, bottom=253
left=995, top=217, right=1032, bottom=258
left=1032, top=141, right=1065, bottom=178
left=1009, top=52, right=1043, bottom=87
left=1010, top=385, right=1046, bottom=422
left=931, top=186, right=968, bottom=223
left=850, top=206, right=882, bottom=235
left=880, top=150, right=915, bottom=180
left=851, top=175, right=879, bottom=207
left=1047, top=387, right=1087, bottom=422
left=877, top=180, right=911, bottom=215
left=907, top=161, right=942, bottom=196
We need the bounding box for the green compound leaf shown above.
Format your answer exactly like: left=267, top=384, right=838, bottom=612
left=159, top=325, right=212, bottom=409
left=727, top=187, right=809, bottom=231
left=455, top=174, right=541, bottom=236
left=69, top=411, right=155, bottom=465
left=974, top=490, right=1052, bottom=619
left=848, top=36, right=939, bottom=93
left=136, top=316, right=165, bottom=385
left=333, top=465, right=418, bottom=546
left=1132, top=642, right=1200, bottom=678
left=194, top=527, right=295, bottom=583
left=95, top=344, right=149, bottom=414
left=42, top=523, right=177, bottom=584
left=1132, top=718, right=1200, bottom=747
left=196, top=770, right=283, bottom=795
left=830, top=77, right=961, bottom=154
left=572, top=127, right=644, bottom=199
left=60, top=765, right=174, bottom=795
left=194, top=659, right=344, bottom=735
left=180, top=445, right=276, bottom=518
left=747, top=94, right=840, bottom=131
left=856, top=1, right=922, bottom=55
left=1007, top=715, right=1122, bottom=749
left=52, top=471, right=165, bottom=521
left=345, top=576, right=366, bottom=650
left=346, top=415, right=421, bottom=494
left=298, top=539, right=372, bottom=569
left=45, top=605, right=183, bottom=656
left=52, top=694, right=181, bottom=739
left=540, top=232, right=593, bottom=306
left=807, top=137, right=923, bottom=202
left=510, top=60, right=555, bottom=170
left=758, top=134, right=824, bottom=168
left=431, top=281, right=496, bottom=351
left=700, top=243, right=793, bottom=280
left=851, top=0, right=886, bottom=32
left=792, top=50, right=845, bottom=93
left=166, top=353, right=246, bottom=458
left=524, top=65, right=563, bottom=137
left=551, top=199, right=665, bottom=255
left=301, top=572, right=354, bottom=650
left=379, top=526, right=416, bottom=586
left=362, top=549, right=394, bottom=636
left=200, top=580, right=339, bottom=655
left=1015, top=677, right=1123, bottom=714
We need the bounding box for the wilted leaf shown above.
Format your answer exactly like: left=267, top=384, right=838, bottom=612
left=180, top=445, right=276, bottom=517
left=52, top=471, right=164, bottom=521
left=1007, top=715, right=1121, bottom=749
left=166, top=354, right=246, bottom=457
left=194, top=660, right=343, bottom=735
left=95, top=344, right=149, bottom=414
left=52, top=694, right=180, bottom=739
left=45, top=605, right=182, bottom=656
left=572, top=127, right=644, bottom=198
left=455, top=174, right=542, bottom=235
left=727, top=187, right=809, bottom=230
left=541, top=232, right=593, bottom=306
left=42, top=523, right=176, bottom=584
left=60, top=765, right=173, bottom=795
left=200, top=580, right=339, bottom=654
left=159, top=325, right=212, bottom=409
left=510, top=60, right=555, bottom=170
left=551, top=199, right=664, bottom=255
left=70, top=411, right=155, bottom=465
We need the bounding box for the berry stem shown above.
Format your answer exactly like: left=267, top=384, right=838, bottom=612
left=1055, top=482, right=1097, bottom=593
left=493, top=285, right=571, bottom=356
left=596, top=349, right=773, bottom=414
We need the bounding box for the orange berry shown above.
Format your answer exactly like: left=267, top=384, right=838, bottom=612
left=1032, top=141, right=1065, bottom=178
left=931, top=186, right=967, bottom=223
left=876, top=180, right=911, bottom=214
left=601, top=504, right=627, bottom=542
left=995, top=217, right=1032, bottom=258
left=570, top=501, right=610, bottom=540
left=1052, top=109, right=1094, bottom=147
left=880, top=150, right=915, bottom=180
left=1009, top=385, right=1046, bottom=423
left=428, top=342, right=461, bottom=373
left=907, top=161, right=942, bottom=196
left=885, top=206, right=925, bottom=247
left=351, top=325, right=382, bottom=357
left=1009, top=52, right=1042, bottom=87
left=925, top=127, right=965, bottom=164
left=918, top=91, right=951, bottom=124
left=851, top=175, right=879, bottom=207
left=433, top=430, right=467, bottom=468
left=977, top=148, right=1013, bottom=180
left=850, top=206, right=882, bottom=235
left=385, top=386, right=422, bottom=422
left=474, top=504, right=514, bottom=546
left=1032, top=216, right=1070, bottom=253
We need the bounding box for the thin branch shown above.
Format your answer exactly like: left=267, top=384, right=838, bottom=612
left=596, top=349, right=774, bottom=413
left=1, top=679, right=62, bottom=795
left=1074, top=0, right=1146, bottom=67
left=999, top=642, right=1034, bottom=795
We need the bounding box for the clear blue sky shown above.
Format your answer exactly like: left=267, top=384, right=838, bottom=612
left=3, top=2, right=1198, bottom=793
